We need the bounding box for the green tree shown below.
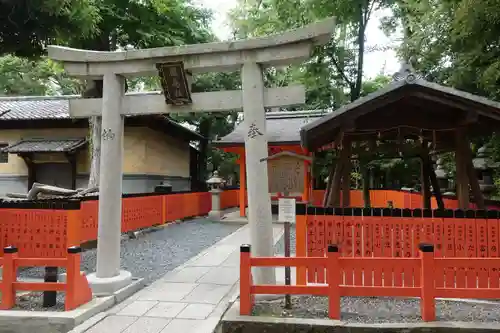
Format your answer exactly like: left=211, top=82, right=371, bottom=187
left=69, top=0, right=214, bottom=188
left=0, top=55, right=82, bottom=96
left=0, top=0, right=99, bottom=56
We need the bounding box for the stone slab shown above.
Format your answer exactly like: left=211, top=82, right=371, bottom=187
left=122, top=317, right=171, bottom=333
left=144, top=302, right=188, bottom=318
left=176, top=304, right=216, bottom=320
left=161, top=266, right=212, bottom=283
left=85, top=315, right=137, bottom=333
left=181, top=284, right=233, bottom=304
left=116, top=300, right=158, bottom=316
left=135, top=283, right=197, bottom=302
left=197, top=266, right=239, bottom=285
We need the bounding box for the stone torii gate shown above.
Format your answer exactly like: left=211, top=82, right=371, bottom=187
left=47, top=17, right=335, bottom=295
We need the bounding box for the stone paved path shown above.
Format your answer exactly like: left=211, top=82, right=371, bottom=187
left=74, top=224, right=284, bottom=333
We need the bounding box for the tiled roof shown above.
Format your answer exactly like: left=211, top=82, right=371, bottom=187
left=0, top=96, right=76, bottom=120
left=214, top=110, right=329, bottom=145
left=2, top=138, right=87, bottom=153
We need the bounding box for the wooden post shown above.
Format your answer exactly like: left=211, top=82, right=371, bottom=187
left=327, top=156, right=344, bottom=207
left=0, top=246, right=18, bottom=310
left=302, top=160, right=310, bottom=203
left=239, top=244, right=252, bottom=315
left=361, top=164, right=371, bottom=208
left=327, top=244, right=340, bottom=319
left=341, top=140, right=352, bottom=207
left=420, top=143, right=444, bottom=210
left=239, top=155, right=246, bottom=217
left=65, top=246, right=82, bottom=311
left=328, top=136, right=351, bottom=207
left=420, top=155, right=432, bottom=209
left=424, top=155, right=444, bottom=210
left=461, top=135, right=486, bottom=210
left=455, top=129, right=470, bottom=209
left=419, top=243, right=436, bottom=321
left=323, top=163, right=335, bottom=207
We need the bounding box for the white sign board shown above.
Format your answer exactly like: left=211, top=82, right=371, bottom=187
left=278, top=198, right=296, bottom=224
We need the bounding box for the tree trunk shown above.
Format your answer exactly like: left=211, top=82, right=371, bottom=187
left=82, top=80, right=104, bottom=188
left=197, top=118, right=211, bottom=190
left=88, top=115, right=102, bottom=188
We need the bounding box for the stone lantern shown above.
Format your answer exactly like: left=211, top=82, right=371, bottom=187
left=473, top=146, right=499, bottom=198
left=434, top=158, right=453, bottom=195
left=207, top=171, right=225, bottom=220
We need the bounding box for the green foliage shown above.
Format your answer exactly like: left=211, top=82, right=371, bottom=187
left=70, top=0, right=213, bottom=51
left=0, top=55, right=83, bottom=96
left=0, top=0, right=100, bottom=57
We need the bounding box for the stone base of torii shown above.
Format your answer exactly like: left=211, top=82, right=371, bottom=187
left=47, top=17, right=336, bottom=295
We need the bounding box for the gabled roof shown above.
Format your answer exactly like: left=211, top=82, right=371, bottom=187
left=2, top=138, right=87, bottom=153
left=214, top=110, right=328, bottom=146
left=300, top=75, right=500, bottom=151
left=0, top=95, right=204, bottom=141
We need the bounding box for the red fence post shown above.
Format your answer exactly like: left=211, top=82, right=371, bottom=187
left=240, top=244, right=252, bottom=315
left=0, top=246, right=18, bottom=310
left=327, top=244, right=341, bottom=319
left=419, top=243, right=436, bottom=321
left=65, top=246, right=81, bottom=310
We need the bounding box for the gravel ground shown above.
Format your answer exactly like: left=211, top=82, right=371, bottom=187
left=253, top=296, right=500, bottom=323
left=274, top=224, right=296, bottom=255
left=14, top=218, right=241, bottom=311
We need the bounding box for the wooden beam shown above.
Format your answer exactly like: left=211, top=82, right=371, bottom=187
left=68, top=86, right=306, bottom=118
left=455, top=128, right=470, bottom=209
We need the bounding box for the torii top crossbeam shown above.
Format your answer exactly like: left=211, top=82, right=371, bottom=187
left=47, top=17, right=335, bottom=78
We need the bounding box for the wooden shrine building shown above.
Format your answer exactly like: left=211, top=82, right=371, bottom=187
left=300, top=65, right=500, bottom=210
left=214, top=110, right=325, bottom=216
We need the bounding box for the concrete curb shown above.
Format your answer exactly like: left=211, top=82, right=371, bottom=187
left=221, top=301, right=500, bottom=332
left=0, top=278, right=144, bottom=333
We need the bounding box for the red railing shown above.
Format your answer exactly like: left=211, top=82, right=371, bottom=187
left=0, top=246, right=92, bottom=311
left=296, top=207, right=500, bottom=284
left=240, top=243, right=500, bottom=321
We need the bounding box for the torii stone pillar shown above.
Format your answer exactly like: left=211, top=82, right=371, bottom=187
left=47, top=17, right=335, bottom=293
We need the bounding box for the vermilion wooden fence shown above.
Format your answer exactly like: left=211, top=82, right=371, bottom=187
left=295, top=206, right=500, bottom=284
left=310, top=189, right=500, bottom=210
left=240, top=243, right=500, bottom=321
left=0, top=246, right=92, bottom=311
left=0, top=189, right=239, bottom=258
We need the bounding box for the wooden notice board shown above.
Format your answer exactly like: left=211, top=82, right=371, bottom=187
left=267, top=155, right=305, bottom=193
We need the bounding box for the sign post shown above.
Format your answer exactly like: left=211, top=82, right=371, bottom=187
left=279, top=195, right=296, bottom=309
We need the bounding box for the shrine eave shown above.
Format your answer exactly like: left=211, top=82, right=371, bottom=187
left=300, top=78, right=500, bottom=151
